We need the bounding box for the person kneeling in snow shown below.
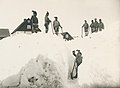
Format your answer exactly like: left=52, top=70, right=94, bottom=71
left=71, top=49, right=83, bottom=79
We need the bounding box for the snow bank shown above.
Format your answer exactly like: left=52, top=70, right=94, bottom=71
left=0, top=21, right=119, bottom=88
left=0, top=33, right=76, bottom=88
left=68, top=21, right=120, bottom=87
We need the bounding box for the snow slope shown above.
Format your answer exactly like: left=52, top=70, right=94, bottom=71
left=0, top=21, right=120, bottom=88
left=67, top=21, right=120, bottom=87
left=0, top=33, right=77, bottom=88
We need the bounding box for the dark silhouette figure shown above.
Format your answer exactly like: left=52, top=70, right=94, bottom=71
left=98, top=19, right=104, bottom=31
left=53, top=17, right=63, bottom=35
left=71, top=49, right=83, bottom=79
left=82, top=20, right=89, bottom=36
left=94, top=18, right=99, bottom=32
left=44, top=11, right=51, bottom=33
left=90, top=20, right=95, bottom=33
left=31, top=10, right=39, bottom=33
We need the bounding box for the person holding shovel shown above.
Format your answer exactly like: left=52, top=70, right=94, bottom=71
left=71, top=49, right=83, bottom=79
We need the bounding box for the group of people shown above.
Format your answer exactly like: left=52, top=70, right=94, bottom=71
left=31, top=10, right=63, bottom=35
left=31, top=10, right=84, bottom=80
left=30, top=10, right=104, bottom=38
left=44, top=11, right=63, bottom=35
left=82, top=18, right=104, bottom=37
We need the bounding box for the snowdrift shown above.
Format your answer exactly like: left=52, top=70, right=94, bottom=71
left=67, top=21, right=120, bottom=87
left=0, top=20, right=120, bottom=88
left=0, top=33, right=77, bottom=88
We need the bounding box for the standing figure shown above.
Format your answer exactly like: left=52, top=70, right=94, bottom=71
left=53, top=17, right=63, bottom=35
left=71, top=49, right=83, bottom=79
left=94, top=18, right=99, bottom=32
left=44, top=11, right=51, bottom=33
left=98, top=19, right=104, bottom=31
left=82, top=20, right=89, bottom=36
left=90, top=20, right=95, bottom=33
left=31, top=10, right=39, bottom=33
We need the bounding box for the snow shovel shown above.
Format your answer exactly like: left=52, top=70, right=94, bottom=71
left=71, top=61, right=77, bottom=79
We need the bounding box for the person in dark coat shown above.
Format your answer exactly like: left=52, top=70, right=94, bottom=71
left=44, top=11, right=51, bottom=33
left=94, top=18, right=99, bottom=32
left=71, top=49, right=83, bottom=79
left=82, top=20, right=89, bottom=36
left=53, top=17, right=63, bottom=35
left=31, top=10, right=39, bottom=33
left=90, top=20, right=95, bottom=33
left=98, top=19, right=104, bottom=31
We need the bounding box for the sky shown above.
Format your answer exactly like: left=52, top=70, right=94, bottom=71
left=0, top=0, right=120, bottom=35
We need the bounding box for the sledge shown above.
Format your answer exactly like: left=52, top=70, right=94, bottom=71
left=61, top=32, right=74, bottom=41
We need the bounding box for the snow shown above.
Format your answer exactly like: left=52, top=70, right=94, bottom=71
left=0, top=33, right=71, bottom=78
left=68, top=21, right=120, bottom=87
left=0, top=33, right=76, bottom=88
left=0, top=21, right=120, bottom=87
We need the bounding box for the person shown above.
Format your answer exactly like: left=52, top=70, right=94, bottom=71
left=90, top=20, right=95, bottom=33
left=53, top=17, right=63, bottom=35
left=44, top=11, right=51, bottom=33
left=98, top=19, right=104, bottom=31
left=71, top=49, right=83, bottom=79
left=82, top=20, right=89, bottom=36
left=31, top=10, right=39, bottom=33
left=94, top=18, right=99, bottom=32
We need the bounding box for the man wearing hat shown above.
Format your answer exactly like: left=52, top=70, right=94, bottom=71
left=74, top=49, right=82, bottom=67
left=44, top=11, right=51, bottom=33
left=31, top=10, right=39, bottom=33
left=71, top=49, right=83, bottom=79
left=82, top=20, right=89, bottom=36
left=53, top=17, right=63, bottom=35
left=98, top=19, right=104, bottom=31
left=90, top=20, right=95, bottom=33
left=94, top=18, right=99, bottom=32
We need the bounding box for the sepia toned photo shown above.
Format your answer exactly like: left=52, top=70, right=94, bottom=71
left=0, top=0, right=120, bottom=88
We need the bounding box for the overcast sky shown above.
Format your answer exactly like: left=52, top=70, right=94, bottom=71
left=0, top=0, right=119, bottom=35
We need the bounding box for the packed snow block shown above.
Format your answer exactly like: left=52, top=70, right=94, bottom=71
left=0, top=33, right=74, bottom=88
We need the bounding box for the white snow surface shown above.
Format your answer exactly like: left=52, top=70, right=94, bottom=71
left=68, top=21, right=120, bottom=87
left=0, top=21, right=120, bottom=87
left=0, top=33, right=76, bottom=88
